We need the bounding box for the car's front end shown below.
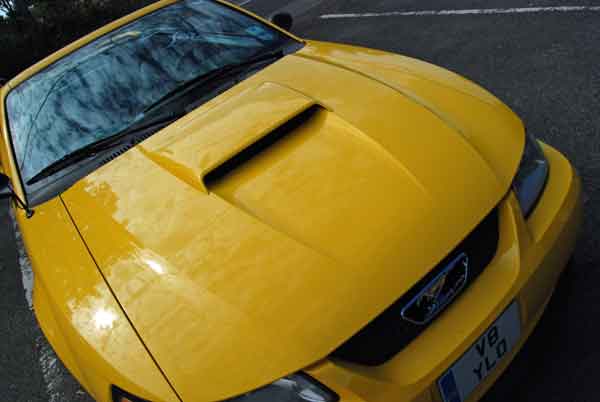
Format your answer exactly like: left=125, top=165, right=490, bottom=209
left=0, top=1, right=582, bottom=402
left=298, top=139, right=582, bottom=402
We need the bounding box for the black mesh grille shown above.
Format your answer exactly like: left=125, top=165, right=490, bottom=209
left=330, top=207, right=500, bottom=366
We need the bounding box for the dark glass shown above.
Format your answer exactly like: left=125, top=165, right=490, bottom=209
left=512, top=135, right=549, bottom=217
left=6, top=0, right=293, bottom=185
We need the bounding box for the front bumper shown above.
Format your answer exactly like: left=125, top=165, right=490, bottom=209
left=306, top=142, right=583, bottom=402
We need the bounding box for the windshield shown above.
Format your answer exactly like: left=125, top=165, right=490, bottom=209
left=5, top=0, right=293, bottom=186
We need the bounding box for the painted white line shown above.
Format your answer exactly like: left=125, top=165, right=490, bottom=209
left=237, top=0, right=253, bottom=6
left=321, top=6, right=600, bottom=19
left=8, top=208, right=66, bottom=402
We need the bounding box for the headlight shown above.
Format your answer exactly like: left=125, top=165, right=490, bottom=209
left=512, top=133, right=549, bottom=217
left=112, top=386, right=149, bottom=402
left=227, top=373, right=339, bottom=402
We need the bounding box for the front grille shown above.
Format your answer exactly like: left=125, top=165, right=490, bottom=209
left=330, top=207, right=500, bottom=366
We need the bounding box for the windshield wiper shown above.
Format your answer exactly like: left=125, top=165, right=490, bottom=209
left=26, top=112, right=183, bottom=185
left=26, top=49, right=285, bottom=186
left=143, top=49, right=284, bottom=116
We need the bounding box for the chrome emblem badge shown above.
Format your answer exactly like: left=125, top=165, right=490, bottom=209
left=401, top=253, right=469, bottom=325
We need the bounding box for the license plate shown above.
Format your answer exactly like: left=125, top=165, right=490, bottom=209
left=438, top=302, right=521, bottom=402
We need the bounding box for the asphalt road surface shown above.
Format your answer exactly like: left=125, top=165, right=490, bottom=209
left=2, top=0, right=600, bottom=401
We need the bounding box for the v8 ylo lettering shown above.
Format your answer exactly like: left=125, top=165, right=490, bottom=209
left=472, top=326, right=508, bottom=382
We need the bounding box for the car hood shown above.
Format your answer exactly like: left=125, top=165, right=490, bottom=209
left=61, top=41, right=523, bottom=401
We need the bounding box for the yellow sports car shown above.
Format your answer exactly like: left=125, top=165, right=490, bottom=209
left=0, top=1, right=582, bottom=401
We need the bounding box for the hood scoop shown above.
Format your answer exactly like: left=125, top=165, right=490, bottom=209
left=204, top=105, right=320, bottom=187
left=138, top=83, right=318, bottom=193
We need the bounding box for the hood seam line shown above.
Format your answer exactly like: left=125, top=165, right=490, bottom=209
left=58, top=194, right=184, bottom=402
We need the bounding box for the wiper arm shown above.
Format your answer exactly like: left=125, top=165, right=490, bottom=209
left=26, top=112, right=183, bottom=185
left=27, top=49, right=285, bottom=185
left=143, top=49, right=284, bottom=116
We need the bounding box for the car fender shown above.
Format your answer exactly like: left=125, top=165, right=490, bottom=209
left=298, top=40, right=525, bottom=190
left=13, top=199, right=180, bottom=402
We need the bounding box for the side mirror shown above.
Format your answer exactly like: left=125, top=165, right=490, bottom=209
left=0, top=173, right=12, bottom=198
left=270, top=12, right=293, bottom=31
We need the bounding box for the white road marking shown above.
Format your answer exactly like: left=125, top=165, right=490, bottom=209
left=321, top=6, right=600, bottom=19
left=9, top=208, right=66, bottom=402
left=237, top=0, right=253, bottom=6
